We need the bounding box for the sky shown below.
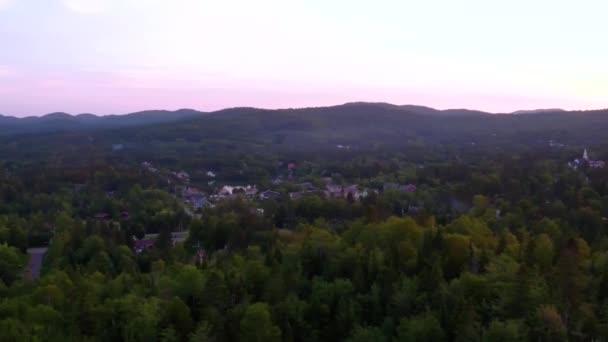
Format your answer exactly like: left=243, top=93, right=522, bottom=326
left=0, top=0, right=607, bottom=116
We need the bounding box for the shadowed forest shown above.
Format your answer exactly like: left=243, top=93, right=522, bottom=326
left=2, top=103, right=608, bottom=341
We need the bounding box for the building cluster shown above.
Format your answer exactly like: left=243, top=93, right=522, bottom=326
left=548, top=140, right=566, bottom=148
left=145, top=160, right=422, bottom=220
left=141, top=161, right=158, bottom=173
left=215, top=185, right=259, bottom=200
left=133, top=232, right=189, bottom=254
left=260, top=190, right=281, bottom=200
left=133, top=160, right=425, bottom=255
left=171, top=171, right=191, bottom=182
left=288, top=178, right=372, bottom=201
left=182, top=186, right=211, bottom=209
left=569, top=149, right=606, bottom=170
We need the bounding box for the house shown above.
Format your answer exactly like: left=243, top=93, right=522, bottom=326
left=171, top=171, right=190, bottom=182
left=217, top=186, right=235, bottom=198
left=360, top=189, right=374, bottom=198
left=190, top=195, right=209, bottom=209
left=182, top=187, right=209, bottom=209
left=260, top=190, right=281, bottom=200
left=94, top=213, right=111, bottom=220
left=216, top=185, right=258, bottom=199
left=142, top=161, right=158, bottom=173
left=343, top=185, right=373, bottom=200
left=325, top=184, right=344, bottom=198
left=133, top=238, right=155, bottom=254
left=171, top=232, right=187, bottom=244
left=569, top=149, right=606, bottom=170
left=297, top=182, right=318, bottom=192
left=271, top=177, right=283, bottom=185
left=206, top=171, right=216, bottom=178
left=344, top=185, right=363, bottom=200
left=176, top=171, right=190, bottom=182
left=244, top=186, right=259, bottom=197
left=183, top=186, right=203, bottom=197
left=289, top=192, right=305, bottom=201
left=568, top=159, right=583, bottom=170
left=590, top=160, right=606, bottom=169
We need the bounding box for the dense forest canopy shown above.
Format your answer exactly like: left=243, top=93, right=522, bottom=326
left=1, top=103, right=608, bottom=341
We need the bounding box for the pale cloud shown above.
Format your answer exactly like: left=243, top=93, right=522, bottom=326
left=0, top=65, right=17, bottom=77
left=0, top=0, right=16, bottom=10
left=61, top=0, right=110, bottom=14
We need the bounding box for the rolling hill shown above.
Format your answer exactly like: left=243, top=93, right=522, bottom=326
left=1, top=103, right=607, bottom=164
left=0, top=109, right=204, bottom=136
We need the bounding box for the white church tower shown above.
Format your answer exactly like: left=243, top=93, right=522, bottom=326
left=583, top=149, right=589, bottom=161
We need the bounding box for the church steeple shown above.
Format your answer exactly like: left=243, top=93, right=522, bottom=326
left=583, top=149, right=589, bottom=161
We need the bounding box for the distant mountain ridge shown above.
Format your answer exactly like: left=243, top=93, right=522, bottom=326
left=0, top=102, right=605, bottom=137
left=2, top=102, right=608, bottom=163
left=0, top=109, right=204, bottom=136
left=0, top=103, right=591, bottom=121
left=339, top=102, right=491, bottom=116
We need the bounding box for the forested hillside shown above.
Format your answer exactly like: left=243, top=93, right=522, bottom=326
left=1, top=104, right=608, bottom=341
left=0, top=109, right=203, bottom=136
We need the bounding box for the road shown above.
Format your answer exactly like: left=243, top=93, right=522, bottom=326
left=26, top=247, right=48, bottom=280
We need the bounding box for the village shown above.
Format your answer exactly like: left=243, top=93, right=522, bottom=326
left=568, top=148, right=606, bottom=170
left=132, top=160, right=419, bottom=255
left=130, top=149, right=607, bottom=256
left=29, top=148, right=601, bottom=273
left=144, top=160, right=418, bottom=211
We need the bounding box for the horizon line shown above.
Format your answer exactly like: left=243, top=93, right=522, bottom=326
left=1, top=101, right=607, bottom=119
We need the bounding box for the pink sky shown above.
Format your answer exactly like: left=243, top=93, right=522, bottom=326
left=1, top=0, right=607, bottom=116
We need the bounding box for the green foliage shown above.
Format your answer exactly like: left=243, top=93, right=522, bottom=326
left=483, top=320, right=524, bottom=342
left=0, top=243, right=26, bottom=286
left=3, top=108, right=608, bottom=340
left=239, top=303, right=281, bottom=342
left=531, top=233, right=554, bottom=271
left=397, top=311, right=445, bottom=342
left=347, top=325, right=387, bottom=342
